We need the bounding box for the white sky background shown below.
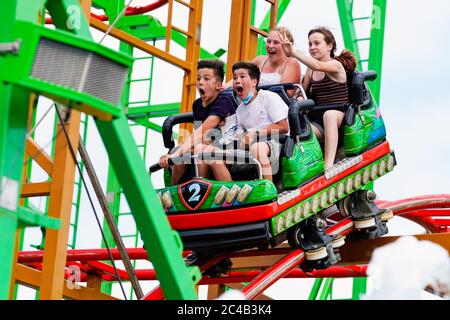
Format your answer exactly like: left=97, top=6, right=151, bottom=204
left=18, top=0, right=450, bottom=299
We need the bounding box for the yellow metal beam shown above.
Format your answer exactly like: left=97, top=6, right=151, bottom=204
left=91, top=0, right=203, bottom=144
left=226, top=0, right=277, bottom=80
left=21, top=182, right=52, bottom=198
left=25, top=138, right=54, bottom=177
left=89, top=18, right=191, bottom=71
left=15, top=264, right=118, bottom=300
left=38, top=0, right=91, bottom=300
left=39, top=111, right=81, bottom=300
left=178, top=0, right=203, bottom=142
left=226, top=0, right=246, bottom=80
left=86, top=273, right=103, bottom=293
left=165, top=0, right=174, bottom=52
left=10, top=95, right=40, bottom=299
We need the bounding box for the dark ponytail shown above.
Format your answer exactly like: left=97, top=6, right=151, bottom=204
left=335, top=49, right=357, bottom=72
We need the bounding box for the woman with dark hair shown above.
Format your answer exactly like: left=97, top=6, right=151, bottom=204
left=281, top=26, right=357, bottom=171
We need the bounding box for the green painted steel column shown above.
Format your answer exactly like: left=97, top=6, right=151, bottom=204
left=319, top=278, right=334, bottom=300
left=95, top=114, right=199, bottom=299
left=308, top=278, right=323, bottom=300
left=336, top=0, right=362, bottom=65
left=0, top=214, right=18, bottom=299
left=336, top=0, right=386, bottom=104
left=367, top=0, right=386, bottom=103
left=0, top=0, right=42, bottom=299
left=0, top=84, right=34, bottom=299
left=46, top=0, right=92, bottom=39
left=100, top=40, right=133, bottom=296
left=92, top=0, right=123, bottom=24
left=352, top=277, right=367, bottom=300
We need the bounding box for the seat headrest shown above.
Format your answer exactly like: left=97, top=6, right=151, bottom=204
left=258, top=83, right=295, bottom=105
left=220, top=88, right=240, bottom=110
left=348, top=70, right=377, bottom=106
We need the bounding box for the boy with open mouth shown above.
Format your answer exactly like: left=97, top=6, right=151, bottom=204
left=207, top=62, right=289, bottom=181
left=158, top=59, right=235, bottom=184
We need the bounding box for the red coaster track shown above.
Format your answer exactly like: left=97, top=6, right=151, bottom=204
left=17, top=194, right=450, bottom=300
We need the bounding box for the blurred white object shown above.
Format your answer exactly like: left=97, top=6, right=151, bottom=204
left=216, top=289, right=246, bottom=300
left=364, top=236, right=450, bottom=300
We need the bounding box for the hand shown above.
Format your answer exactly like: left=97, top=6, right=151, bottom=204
left=278, top=30, right=294, bottom=57
left=240, top=132, right=256, bottom=149
left=281, top=40, right=294, bottom=57
left=159, top=154, right=171, bottom=169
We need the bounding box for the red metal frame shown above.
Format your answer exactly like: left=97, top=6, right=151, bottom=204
left=45, top=0, right=168, bottom=24
left=17, top=193, right=450, bottom=300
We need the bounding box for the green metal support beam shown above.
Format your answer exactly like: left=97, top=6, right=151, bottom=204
left=0, top=0, right=199, bottom=300
left=336, top=0, right=386, bottom=103
left=367, top=0, right=386, bottom=103
left=308, top=278, right=323, bottom=300
left=319, top=278, right=334, bottom=300
left=0, top=0, right=49, bottom=298
left=127, top=102, right=181, bottom=118
left=17, top=206, right=61, bottom=229
left=337, top=0, right=362, bottom=67
left=83, top=2, right=200, bottom=299
left=0, top=83, right=36, bottom=298
left=95, top=114, right=200, bottom=299
left=352, top=277, right=367, bottom=300
left=46, top=0, right=92, bottom=39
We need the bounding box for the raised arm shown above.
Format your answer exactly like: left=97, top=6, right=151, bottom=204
left=288, top=49, right=342, bottom=74
left=280, top=32, right=343, bottom=74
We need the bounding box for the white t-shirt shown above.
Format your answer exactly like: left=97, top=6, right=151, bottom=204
left=235, top=89, right=288, bottom=134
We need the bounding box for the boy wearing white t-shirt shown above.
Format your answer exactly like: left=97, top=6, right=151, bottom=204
left=210, top=62, right=289, bottom=181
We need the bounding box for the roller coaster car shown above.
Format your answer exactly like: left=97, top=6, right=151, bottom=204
left=149, top=70, right=397, bottom=270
